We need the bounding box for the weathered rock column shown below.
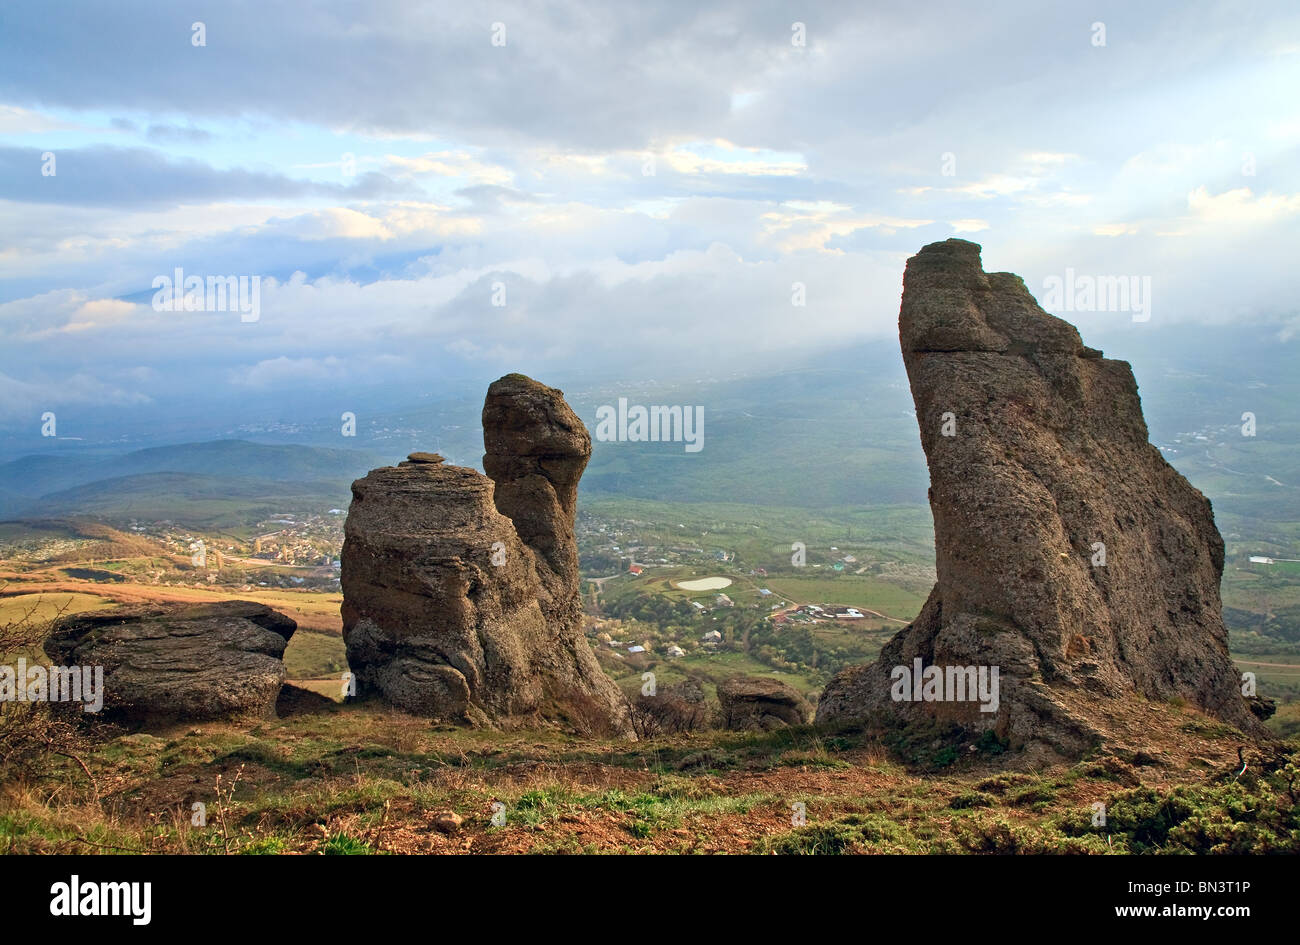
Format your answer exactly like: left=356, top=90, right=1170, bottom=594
left=817, top=239, right=1260, bottom=758
left=341, top=376, right=631, bottom=735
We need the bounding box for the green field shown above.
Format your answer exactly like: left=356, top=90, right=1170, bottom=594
left=757, top=573, right=927, bottom=620
left=283, top=628, right=348, bottom=680
left=583, top=496, right=936, bottom=571
left=599, top=565, right=926, bottom=623
left=609, top=648, right=824, bottom=700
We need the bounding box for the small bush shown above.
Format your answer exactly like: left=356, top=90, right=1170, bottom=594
left=0, top=591, right=101, bottom=798
left=757, top=813, right=918, bottom=855
left=882, top=717, right=967, bottom=772
left=949, top=791, right=995, bottom=809
left=1008, top=782, right=1057, bottom=808
left=958, top=818, right=1114, bottom=855
left=628, top=682, right=711, bottom=738
left=974, top=729, right=1009, bottom=754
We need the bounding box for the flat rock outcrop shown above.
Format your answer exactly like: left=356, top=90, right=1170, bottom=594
left=341, top=374, right=632, bottom=735
left=44, top=600, right=296, bottom=726
left=817, top=239, right=1260, bottom=758
left=718, top=676, right=811, bottom=730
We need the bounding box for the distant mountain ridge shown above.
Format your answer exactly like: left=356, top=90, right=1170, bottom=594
left=0, top=440, right=387, bottom=525
left=0, top=326, right=1296, bottom=534
left=0, top=439, right=387, bottom=496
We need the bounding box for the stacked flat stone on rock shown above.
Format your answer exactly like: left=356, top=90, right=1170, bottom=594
left=44, top=600, right=296, bottom=726
left=816, top=239, right=1261, bottom=758
left=341, top=374, right=632, bottom=735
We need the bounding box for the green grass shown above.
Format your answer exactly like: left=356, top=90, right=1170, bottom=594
left=282, top=629, right=348, bottom=679
left=0, top=591, right=116, bottom=627
left=318, top=832, right=377, bottom=855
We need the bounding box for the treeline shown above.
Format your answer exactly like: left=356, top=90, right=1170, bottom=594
left=1227, top=605, right=1300, bottom=656
left=602, top=592, right=696, bottom=625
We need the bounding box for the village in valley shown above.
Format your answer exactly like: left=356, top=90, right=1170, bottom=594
left=3, top=495, right=1298, bottom=718
left=570, top=507, right=924, bottom=702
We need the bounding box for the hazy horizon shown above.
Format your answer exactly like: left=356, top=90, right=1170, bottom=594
left=2, top=0, right=1299, bottom=449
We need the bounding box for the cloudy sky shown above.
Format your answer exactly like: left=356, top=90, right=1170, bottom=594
left=1, top=0, right=1297, bottom=437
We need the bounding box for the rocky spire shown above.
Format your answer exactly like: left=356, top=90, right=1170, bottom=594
left=341, top=375, right=631, bottom=735
left=817, top=239, right=1262, bottom=759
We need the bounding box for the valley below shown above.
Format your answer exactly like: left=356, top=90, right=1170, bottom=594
left=2, top=324, right=1298, bottom=855
left=2, top=490, right=1298, bottom=855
